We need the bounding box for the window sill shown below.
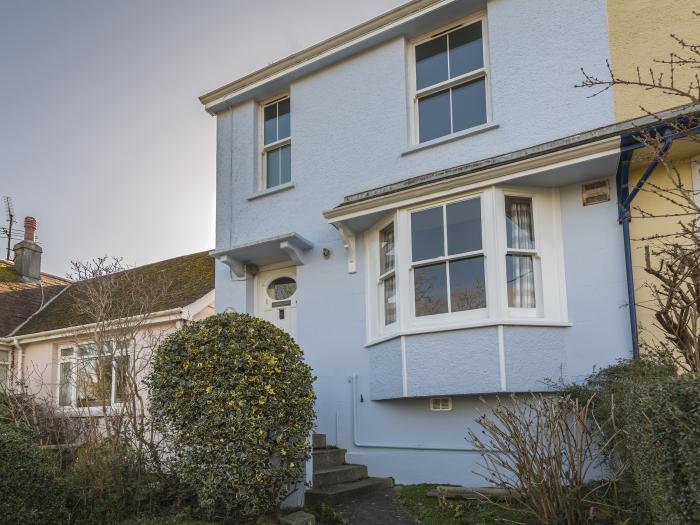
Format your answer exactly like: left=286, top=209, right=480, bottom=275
left=401, top=123, right=499, bottom=156
left=247, top=182, right=294, bottom=201
left=57, top=405, right=125, bottom=417
left=365, top=317, right=571, bottom=348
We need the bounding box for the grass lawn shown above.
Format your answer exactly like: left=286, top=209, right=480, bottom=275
left=119, top=517, right=214, bottom=525
left=399, top=484, right=530, bottom=525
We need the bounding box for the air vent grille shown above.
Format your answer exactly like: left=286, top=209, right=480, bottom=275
left=582, top=179, right=610, bottom=206
left=430, top=397, right=452, bottom=411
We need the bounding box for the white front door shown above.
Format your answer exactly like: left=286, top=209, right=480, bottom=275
left=255, top=267, right=298, bottom=339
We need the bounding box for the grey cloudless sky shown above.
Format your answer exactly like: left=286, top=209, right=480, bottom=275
left=0, top=0, right=403, bottom=276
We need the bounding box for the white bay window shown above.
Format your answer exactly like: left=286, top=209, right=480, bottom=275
left=366, top=186, right=567, bottom=342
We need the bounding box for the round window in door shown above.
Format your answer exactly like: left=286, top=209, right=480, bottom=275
left=267, top=277, right=297, bottom=300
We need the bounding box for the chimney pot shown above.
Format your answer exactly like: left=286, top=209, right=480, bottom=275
left=24, top=217, right=36, bottom=242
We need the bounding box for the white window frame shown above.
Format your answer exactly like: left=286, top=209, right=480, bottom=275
left=407, top=13, right=492, bottom=145
left=366, top=214, right=401, bottom=340
left=259, top=94, right=291, bottom=191
left=365, top=186, right=567, bottom=344
left=57, top=342, right=129, bottom=409
left=403, top=193, right=492, bottom=329
left=0, top=349, right=9, bottom=389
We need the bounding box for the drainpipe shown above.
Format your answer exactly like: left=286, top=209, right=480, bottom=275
left=617, top=128, right=673, bottom=359
left=12, top=337, right=24, bottom=388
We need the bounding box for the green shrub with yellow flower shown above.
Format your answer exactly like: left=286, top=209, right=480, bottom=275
left=149, top=312, right=316, bottom=523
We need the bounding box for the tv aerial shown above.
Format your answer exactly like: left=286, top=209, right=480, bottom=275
left=1, top=196, right=22, bottom=260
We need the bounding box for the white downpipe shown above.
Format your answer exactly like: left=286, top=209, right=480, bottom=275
left=348, top=374, right=482, bottom=452
left=12, top=337, right=24, bottom=387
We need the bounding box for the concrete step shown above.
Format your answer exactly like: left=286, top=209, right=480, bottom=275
left=312, top=447, right=346, bottom=470
left=313, top=464, right=368, bottom=488
left=312, top=433, right=326, bottom=449
left=306, top=477, right=394, bottom=505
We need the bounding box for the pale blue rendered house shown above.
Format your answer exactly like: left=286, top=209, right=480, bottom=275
left=201, top=0, right=639, bottom=489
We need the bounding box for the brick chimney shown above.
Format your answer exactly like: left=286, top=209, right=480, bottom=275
left=13, top=217, right=42, bottom=282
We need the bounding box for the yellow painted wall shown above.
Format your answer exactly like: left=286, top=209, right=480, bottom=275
left=607, top=0, right=698, bottom=122
left=628, top=152, right=695, bottom=346
left=608, top=1, right=700, bottom=351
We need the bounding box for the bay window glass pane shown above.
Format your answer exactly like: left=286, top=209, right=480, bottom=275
left=59, top=362, right=72, bottom=406
left=266, top=147, right=281, bottom=188
left=414, top=262, right=448, bottom=316
left=383, top=275, right=396, bottom=325
left=415, top=35, right=448, bottom=90
left=506, top=197, right=535, bottom=249
left=507, top=254, right=536, bottom=308
left=277, top=98, right=290, bottom=139
left=380, top=224, right=395, bottom=274
left=411, top=207, right=444, bottom=261
left=450, top=257, right=486, bottom=311
left=60, top=348, right=73, bottom=358
left=114, top=356, right=129, bottom=404
left=446, top=198, right=482, bottom=254
left=448, top=23, right=483, bottom=78
left=264, top=104, right=277, bottom=145
left=0, top=365, right=7, bottom=389
left=452, top=78, right=487, bottom=133
left=418, top=89, right=451, bottom=142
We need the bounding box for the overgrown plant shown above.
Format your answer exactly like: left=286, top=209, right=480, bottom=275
left=467, top=394, right=623, bottom=525
left=565, top=360, right=700, bottom=525
left=149, top=313, right=316, bottom=523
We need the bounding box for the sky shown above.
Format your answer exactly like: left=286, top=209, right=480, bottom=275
left=0, top=0, right=403, bottom=276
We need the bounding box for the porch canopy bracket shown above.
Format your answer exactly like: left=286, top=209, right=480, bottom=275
left=211, top=232, right=313, bottom=278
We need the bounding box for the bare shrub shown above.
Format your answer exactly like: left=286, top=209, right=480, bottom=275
left=467, top=394, right=623, bottom=525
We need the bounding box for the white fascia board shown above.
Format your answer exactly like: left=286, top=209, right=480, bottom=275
left=181, top=290, right=216, bottom=321
left=12, top=308, right=184, bottom=345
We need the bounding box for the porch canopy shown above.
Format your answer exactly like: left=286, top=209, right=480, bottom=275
left=211, top=232, right=313, bottom=277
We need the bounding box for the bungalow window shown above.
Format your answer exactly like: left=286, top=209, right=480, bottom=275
left=0, top=350, right=9, bottom=388
left=413, top=18, right=488, bottom=143
left=262, top=96, right=291, bottom=189
left=59, top=343, right=129, bottom=408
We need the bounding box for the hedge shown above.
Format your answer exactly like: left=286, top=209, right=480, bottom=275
left=148, top=312, right=316, bottom=523
left=0, top=423, right=67, bottom=525
left=568, top=360, right=700, bottom=524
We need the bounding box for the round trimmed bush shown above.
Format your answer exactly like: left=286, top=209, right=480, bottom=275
left=149, top=312, right=315, bottom=522
left=0, top=423, right=67, bottom=525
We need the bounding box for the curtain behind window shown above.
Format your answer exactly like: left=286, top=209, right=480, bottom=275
left=506, top=197, right=536, bottom=308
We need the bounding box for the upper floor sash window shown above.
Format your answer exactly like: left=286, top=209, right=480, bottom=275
left=262, top=96, right=291, bottom=189
left=412, top=18, right=488, bottom=143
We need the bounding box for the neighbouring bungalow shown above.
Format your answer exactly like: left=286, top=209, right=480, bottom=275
left=0, top=217, right=214, bottom=414
left=0, top=217, right=70, bottom=386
